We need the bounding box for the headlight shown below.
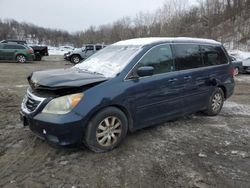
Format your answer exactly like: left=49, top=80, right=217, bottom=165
left=42, top=93, right=84, bottom=114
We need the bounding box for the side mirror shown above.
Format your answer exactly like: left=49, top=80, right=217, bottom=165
left=137, top=66, right=154, bottom=77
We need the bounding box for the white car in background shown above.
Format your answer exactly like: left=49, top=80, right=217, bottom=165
left=242, top=57, right=250, bottom=73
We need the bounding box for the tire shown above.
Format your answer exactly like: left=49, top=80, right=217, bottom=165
left=16, top=54, right=26, bottom=63
left=35, top=54, right=42, bottom=61
left=83, top=107, right=128, bottom=152
left=70, top=55, right=81, bottom=64
left=205, top=88, right=224, bottom=116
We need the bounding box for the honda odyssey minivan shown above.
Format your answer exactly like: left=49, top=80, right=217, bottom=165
left=20, top=37, right=235, bottom=152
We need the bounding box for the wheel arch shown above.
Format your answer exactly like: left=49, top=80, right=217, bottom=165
left=71, top=54, right=82, bottom=59
left=15, top=53, right=26, bottom=58
left=217, top=85, right=227, bottom=99
left=86, top=104, right=134, bottom=132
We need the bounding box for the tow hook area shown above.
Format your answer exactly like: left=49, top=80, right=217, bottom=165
left=20, top=111, right=29, bottom=127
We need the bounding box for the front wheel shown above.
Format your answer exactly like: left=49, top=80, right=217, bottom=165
left=205, top=88, right=224, bottom=116
left=83, top=107, right=128, bottom=152
left=16, top=55, right=26, bottom=63
left=70, top=55, right=81, bottom=64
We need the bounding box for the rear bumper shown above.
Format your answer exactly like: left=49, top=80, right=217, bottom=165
left=27, top=54, right=35, bottom=61
left=20, top=111, right=85, bottom=146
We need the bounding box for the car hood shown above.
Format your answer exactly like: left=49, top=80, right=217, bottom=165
left=28, top=68, right=108, bottom=90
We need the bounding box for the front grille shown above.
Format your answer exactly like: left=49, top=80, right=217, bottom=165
left=22, top=90, right=46, bottom=113
left=25, top=94, right=41, bottom=112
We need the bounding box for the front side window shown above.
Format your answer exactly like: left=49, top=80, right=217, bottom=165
left=86, top=45, right=94, bottom=51
left=173, top=44, right=202, bottom=71
left=201, top=45, right=228, bottom=66
left=137, top=44, right=174, bottom=75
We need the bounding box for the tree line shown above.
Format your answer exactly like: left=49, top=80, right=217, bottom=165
left=0, top=0, right=249, bottom=49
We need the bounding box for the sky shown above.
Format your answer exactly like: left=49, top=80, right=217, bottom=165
left=0, top=0, right=168, bottom=33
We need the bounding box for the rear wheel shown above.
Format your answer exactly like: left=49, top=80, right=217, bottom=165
left=16, top=55, right=26, bottom=63
left=205, top=88, right=224, bottom=116
left=71, top=55, right=81, bottom=64
left=83, top=107, right=128, bottom=152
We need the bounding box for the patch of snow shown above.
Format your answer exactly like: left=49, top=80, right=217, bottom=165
left=222, top=101, right=250, bottom=116
left=114, top=37, right=220, bottom=46
left=224, top=141, right=231, bottom=146
left=48, top=46, right=75, bottom=55
left=15, top=85, right=29, bottom=88
left=235, top=75, right=250, bottom=83
left=198, top=153, right=207, bottom=158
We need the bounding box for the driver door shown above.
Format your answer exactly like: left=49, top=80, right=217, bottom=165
left=125, top=44, right=185, bottom=129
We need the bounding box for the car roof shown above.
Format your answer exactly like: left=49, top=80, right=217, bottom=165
left=113, top=37, right=221, bottom=46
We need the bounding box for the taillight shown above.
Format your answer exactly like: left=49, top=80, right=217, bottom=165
left=229, top=67, right=236, bottom=77
left=27, top=49, right=33, bottom=54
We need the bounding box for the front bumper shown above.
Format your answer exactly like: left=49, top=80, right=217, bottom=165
left=64, top=54, right=71, bottom=60
left=20, top=110, right=85, bottom=146
left=20, top=89, right=85, bottom=146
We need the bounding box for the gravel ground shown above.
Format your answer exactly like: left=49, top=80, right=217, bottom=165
left=0, top=56, right=250, bottom=188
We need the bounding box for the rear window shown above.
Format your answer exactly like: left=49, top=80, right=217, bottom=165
left=173, top=44, right=203, bottom=71
left=201, top=45, right=228, bottom=66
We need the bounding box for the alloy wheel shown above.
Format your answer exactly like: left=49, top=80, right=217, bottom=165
left=96, top=116, right=122, bottom=147
left=211, top=93, right=223, bottom=112
left=73, top=56, right=80, bottom=64
left=17, top=55, right=26, bottom=63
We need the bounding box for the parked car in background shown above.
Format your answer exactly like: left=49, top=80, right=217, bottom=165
left=30, top=45, right=49, bottom=61
left=64, top=44, right=106, bottom=64
left=0, top=43, right=35, bottom=63
left=242, top=57, right=250, bottom=73
left=21, top=37, right=235, bottom=152
left=230, top=55, right=242, bottom=75
left=0, top=39, right=49, bottom=61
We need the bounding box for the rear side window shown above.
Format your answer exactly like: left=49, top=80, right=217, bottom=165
left=96, top=45, right=102, bottom=51
left=3, top=44, right=25, bottom=49
left=138, top=44, right=174, bottom=75
left=201, top=45, right=228, bottom=66
left=173, top=44, right=202, bottom=71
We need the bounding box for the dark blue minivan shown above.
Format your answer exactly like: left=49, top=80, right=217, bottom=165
left=20, top=38, right=235, bottom=152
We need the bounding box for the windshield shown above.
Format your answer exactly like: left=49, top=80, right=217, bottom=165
left=74, top=45, right=142, bottom=78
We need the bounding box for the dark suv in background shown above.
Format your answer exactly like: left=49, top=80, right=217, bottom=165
left=21, top=37, right=235, bottom=152
left=0, top=43, right=35, bottom=63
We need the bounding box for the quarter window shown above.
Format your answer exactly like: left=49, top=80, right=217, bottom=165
left=137, top=44, right=174, bottom=75
left=173, top=44, right=203, bottom=71
left=201, top=45, right=228, bottom=66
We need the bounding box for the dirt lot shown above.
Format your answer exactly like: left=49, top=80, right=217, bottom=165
left=0, top=56, right=250, bottom=188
